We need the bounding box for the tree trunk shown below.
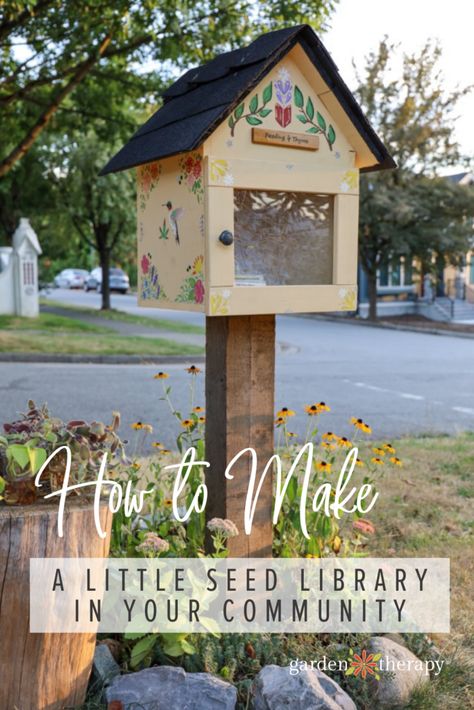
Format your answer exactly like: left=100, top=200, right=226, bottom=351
left=0, top=501, right=112, bottom=709
left=367, top=272, right=378, bottom=320
left=99, top=245, right=111, bottom=310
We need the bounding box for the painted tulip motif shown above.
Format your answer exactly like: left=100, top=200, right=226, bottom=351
left=274, top=68, right=293, bottom=128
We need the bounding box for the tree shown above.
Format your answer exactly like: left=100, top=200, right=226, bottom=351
left=54, top=133, right=135, bottom=309
left=355, top=39, right=474, bottom=319
left=0, top=0, right=337, bottom=177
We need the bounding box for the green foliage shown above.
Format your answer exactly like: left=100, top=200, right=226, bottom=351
left=0, top=400, right=124, bottom=504
left=355, top=38, right=474, bottom=318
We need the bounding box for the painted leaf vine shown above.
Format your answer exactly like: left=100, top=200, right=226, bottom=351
left=228, top=82, right=273, bottom=136
left=294, top=85, right=336, bottom=150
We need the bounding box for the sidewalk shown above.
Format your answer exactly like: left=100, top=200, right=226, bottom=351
left=302, top=314, right=474, bottom=340
left=41, top=304, right=205, bottom=347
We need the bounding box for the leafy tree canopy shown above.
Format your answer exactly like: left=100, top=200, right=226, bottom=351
left=354, top=38, right=474, bottom=318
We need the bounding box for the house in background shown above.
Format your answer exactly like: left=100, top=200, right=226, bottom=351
left=358, top=171, right=474, bottom=321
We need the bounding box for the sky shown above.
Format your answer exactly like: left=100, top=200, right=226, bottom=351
left=323, top=0, right=474, bottom=170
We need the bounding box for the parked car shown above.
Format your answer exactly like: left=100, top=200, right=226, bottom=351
left=84, top=267, right=130, bottom=294
left=53, top=269, right=89, bottom=289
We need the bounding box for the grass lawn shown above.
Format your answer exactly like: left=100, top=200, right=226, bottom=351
left=0, top=313, right=203, bottom=356
left=40, top=298, right=205, bottom=334
left=366, top=433, right=474, bottom=709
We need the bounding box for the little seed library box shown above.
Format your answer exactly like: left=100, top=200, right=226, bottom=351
left=102, top=25, right=395, bottom=317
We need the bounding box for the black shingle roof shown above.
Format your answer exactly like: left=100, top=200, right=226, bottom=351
left=101, top=25, right=395, bottom=176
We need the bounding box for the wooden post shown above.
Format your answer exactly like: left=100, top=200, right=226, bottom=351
left=205, top=314, right=275, bottom=557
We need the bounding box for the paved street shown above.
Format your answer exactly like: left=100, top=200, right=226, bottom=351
left=1, top=289, right=473, bottom=446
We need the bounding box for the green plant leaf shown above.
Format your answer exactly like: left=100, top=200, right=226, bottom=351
left=345, top=666, right=355, bottom=675
left=327, top=125, right=336, bottom=144
left=258, top=108, right=271, bottom=117
left=317, top=111, right=327, bottom=131
left=306, top=97, right=314, bottom=120
left=306, top=126, right=319, bottom=134
left=262, top=82, right=272, bottom=104
left=0, top=476, right=5, bottom=495
left=28, top=447, right=47, bottom=474
left=249, top=94, right=259, bottom=113
left=246, top=116, right=262, bottom=126
left=294, top=85, right=304, bottom=108
left=234, top=103, right=244, bottom=119
left=296, top=115, right=308, bottom=124
left=130, top=634, right=156, bottom=668
left=228, top=116, right=234, bottom=129
left=7, top=444, right=30, bottom=469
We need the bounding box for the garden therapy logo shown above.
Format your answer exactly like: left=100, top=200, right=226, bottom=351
left=346, top=648, right=381, bottom=681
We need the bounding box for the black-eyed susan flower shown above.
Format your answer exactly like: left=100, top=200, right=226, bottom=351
left=154, top=372, right=169, bottom=380
left=361, top=422, right=372, bottom=434
left=198, top=416, right=206, bottom=423
left=372, top=447, right=386, bottom=457
left=350, top=417, right=367, bottom=431
left=322, top=432, right=336, bottom=441
left=317, top=402, right=331, bottom=412
left=286, top=431, right=298, bottom=438
left=275, top=416, right=285, bottom=426
left=305, top=553, right=319, bottom=559
left=322, top=441, right=336, bottom=450
left=186, top=365, right=201, bottom=374
left=390, top=456, right=403, bottom=466
left=384, top=443, right=396, bottom=454
left=371, top=457, right=384, bottom=465
left=316, top=461, right=331, bottom=472
left=305, top=404, right=320, bottom=416
left=355, top=458, right=365, bottom=467
left=132, top=462, right=141, bottom=471
left=277, top=407, right=295, bottom=418
left=160, top=449, right=171, bottom=455
left=338, top=436, right=352, bottom=448
left=181, top=419, right=193, bottom=429
left=193, top=406, right=205, bottom=413
left=152, top=442, right=164, bottom=449
left=131, top=421, right=143, bottom=430
left=164, top=498, right=173, bottom=507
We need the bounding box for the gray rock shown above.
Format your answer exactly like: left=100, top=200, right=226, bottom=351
left=367, top=636, right=429, bottom=707
left=91, top=644, right=120, bottom=686
left=252, top=665, right=357, bottom=710
left=105, top=666, right=237, bottom=709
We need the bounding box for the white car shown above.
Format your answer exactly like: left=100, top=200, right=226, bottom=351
left=54, top=269, right=89, bottom=289
left=84, top=267, right=130, bottom=294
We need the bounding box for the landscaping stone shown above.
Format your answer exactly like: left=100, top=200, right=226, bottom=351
left=367, top=636, right=429, bottom=707
left=91, top=643, right=120, bottom=686
left=252, top=665, right=357, bottom=710
left=105, top=666, right=237, bottom=709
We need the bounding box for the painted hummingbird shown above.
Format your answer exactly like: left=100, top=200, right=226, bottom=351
left=163, top=201, right=184, bottom=244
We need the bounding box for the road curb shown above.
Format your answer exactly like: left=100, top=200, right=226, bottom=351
left=299, top=314, right=474, bottom=339
left=0, top=353, right=206, bottom=365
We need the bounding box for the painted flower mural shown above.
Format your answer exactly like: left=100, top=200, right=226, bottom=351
left=140, top=252, right=167, bottom=301
left=137, top=162, right=161, bottom=211
left=178, top=153, right=204, bottom=203
left=274, top=67, right=293, bottom=128
left=176, top=255, right=205, bottom=304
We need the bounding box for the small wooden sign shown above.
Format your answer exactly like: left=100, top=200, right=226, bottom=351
left=252, top=127, right=319, bottom=151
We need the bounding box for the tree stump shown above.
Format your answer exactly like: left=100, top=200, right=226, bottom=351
left=205, top=314, right=275, bottom=557
left=0, top=500, right=112, bottom=710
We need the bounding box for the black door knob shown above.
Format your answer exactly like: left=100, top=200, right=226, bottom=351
left=218, top=230, right=234, bottom=246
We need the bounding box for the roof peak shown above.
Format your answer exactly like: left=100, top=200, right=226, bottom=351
left=101, top=25, right=395, bottom=176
